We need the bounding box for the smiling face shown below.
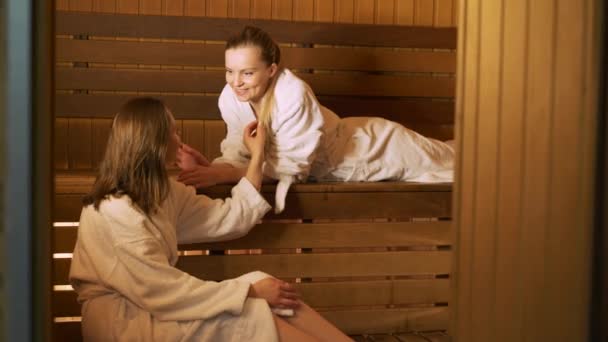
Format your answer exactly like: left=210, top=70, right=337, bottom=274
left=225, top=46, right=277, bottom=106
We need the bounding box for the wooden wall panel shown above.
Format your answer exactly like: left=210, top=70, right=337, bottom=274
left=354, top=0, right=374, bottom=24
left=185, top=0, right=207, bottom=16
left=57, top=0, right=458, bottom=26
left=116, top=0, right=139, bottom=14
left=92, top=0, right=117, bottom=13
left=452, top=0, right=602, bottom=341
left=271, top=0, right=292, bottom=20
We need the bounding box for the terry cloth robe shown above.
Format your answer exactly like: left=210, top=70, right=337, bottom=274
left=214, top=68, right=455, bottom=213
left=69, top=178, right=278, bottom=342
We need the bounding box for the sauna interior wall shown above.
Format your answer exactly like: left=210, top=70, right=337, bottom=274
left=54, top=0, right=459, bottom=171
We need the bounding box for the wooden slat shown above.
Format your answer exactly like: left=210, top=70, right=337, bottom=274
left=55, top=188, right=451, bottom=222
left=54, top=251, right=451, bottom=284
left=55, top=94, right=455, bottom=125
left=56, top=94, right=221, bottom=119
left=56, top=67, right=455, bottom=98
left=52, top=306, right=447, bottom=341
left=53, top=322, right=82, bottom=342
left=321, top=307, right=448, bottom=334
left=55, top=118, right=69, bottom=170
left=53, top=221, right=451, bottom=253
left=67, top=118, right=92, bottom=169
left=52, top=278, right=449, bottom=316
left=203, top=120, right=226, bottom=161
left=56, top=38, right=456, bottom=73
left=56, top=172, right=452, bottom=193
left=55, top=11, right=457, bottom=49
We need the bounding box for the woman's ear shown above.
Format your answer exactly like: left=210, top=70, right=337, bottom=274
left=268, top=63, right=278, bottom=78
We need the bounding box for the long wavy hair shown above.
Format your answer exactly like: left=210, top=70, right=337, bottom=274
left=226, top=25, right=281, bottom=136
left=83, top=97, right=171, bottom=215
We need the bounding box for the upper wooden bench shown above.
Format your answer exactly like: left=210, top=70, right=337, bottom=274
left=53, top=11, right=456, bottom=341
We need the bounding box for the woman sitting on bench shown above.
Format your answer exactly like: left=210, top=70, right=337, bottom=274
left=177, top=26, right=455, bottom=213
left=69, top=97, right=351, bottom=341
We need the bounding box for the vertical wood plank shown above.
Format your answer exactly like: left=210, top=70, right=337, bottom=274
left=252, top=0, right=272, bottom=19
left=375, top=0, right=395, bottom=25
left=54, top=119, right=69, bottom=170
left=451, top=0, right=458, bottom=26
left=354, top=0, right=374, bottom=24
left=116, top=0, right=140, bottom=13
left=395, top=0, right=414, bottom=25
left=185, top=0, right=206, bottom=16
left=140, top=0, right=162, bottom=14
left=314, top=0, right=334, bottom=22
left=69, top=0, right=93, bottom=11
left=271, top=0, right=292, bottom=20
left=546, top=1, right=590, bottom=340
left=452, top=0, right=479, bottom=339
left=91, top=119, right=113, bottom=168
left=207, top=0, right=229, bottom=17
left=163, top=0, right=185, bottom=15
left=92, top=0, right=117, bottom=13
left=414, top=0, right=433, bottom=26
left=494, top=0, right=525, bottom=340
left=520, top=1, right=555, bottom=340
left=434, top=0, right=452, bottom=27
left=229, top=0, right=251, bottom=18
left=56, top=0, right=70, bottom=10
left=204, top=120, right=227, bottom=161
left=334, top=0, right=354, bottom=23
left=68, top=118, right=93, bottom=170
left=293, top=0, right=314, bottom=21
left=471, top=0, right=501, bottom=340
left=181, top=120, right=207, bottom=160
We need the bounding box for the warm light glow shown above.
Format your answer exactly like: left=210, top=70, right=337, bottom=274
left=53, top=222, right=79, bottom=227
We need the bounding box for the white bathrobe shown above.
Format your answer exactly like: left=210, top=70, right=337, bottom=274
left=214, top=68, right=455, bottom=213
left=69, top=178, right=279, bottom=342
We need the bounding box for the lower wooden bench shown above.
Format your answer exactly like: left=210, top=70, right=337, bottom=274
left=53, top=172, right=453, bottom=341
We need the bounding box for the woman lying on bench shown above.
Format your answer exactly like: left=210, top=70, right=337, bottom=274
left=69, top=97, right=351, bottom=342
left=177, top=26, right=455, bottom=213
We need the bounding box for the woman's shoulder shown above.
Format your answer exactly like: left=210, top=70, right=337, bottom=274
left=94, top=194, right=146, bottom=225
left=274, top=68, right=312, bottom=105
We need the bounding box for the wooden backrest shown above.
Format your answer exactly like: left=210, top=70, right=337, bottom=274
left=52, top=11, right=456, bottom=340
left=53, top=175, right=452, bottom=339
left=55, top=11, right=456, bottom=171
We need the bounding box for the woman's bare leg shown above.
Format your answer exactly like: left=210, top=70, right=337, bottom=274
left=273, top=315, right=320, bottom=342
left=284, top=302, right=353, bottom=342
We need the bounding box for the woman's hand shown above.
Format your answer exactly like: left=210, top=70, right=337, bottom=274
left=176, top=144, right=210, bottom=171
left=249, top=277, right=300, bottom=309
left=243, top=121, right=266, bottom=160
left=177, top=165, right=222, bottom=188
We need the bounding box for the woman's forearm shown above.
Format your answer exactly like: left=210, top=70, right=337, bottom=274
left=244, top=155, right=265, bottom=190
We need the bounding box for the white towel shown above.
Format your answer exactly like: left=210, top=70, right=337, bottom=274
left=235, top=271, right=295, bottom=317
left=273, top=175, right=295, bottom=214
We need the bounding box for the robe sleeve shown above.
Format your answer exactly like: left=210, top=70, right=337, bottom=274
left=212, top=85, right=250, bottom=168
left=174, top=178, right=271, bottom=244
left=101, top=203, right=252, bottom=321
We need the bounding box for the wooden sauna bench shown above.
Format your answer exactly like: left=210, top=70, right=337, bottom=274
left=52, top=10, right=456, bottom=341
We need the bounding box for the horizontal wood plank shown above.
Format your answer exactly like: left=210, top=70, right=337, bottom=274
left=56, top=94, right=455, bottom=125
left=56, top=11, right=457, bottom=49
left=56, top=67, right=455, bottom=98
left=55, top=190, right=451, bottom=222
left=54, top=251, right=451, bottom=284
left=321, top=307, right=448, bottom=334
left=52, top=306, right=447, bottom=339
left=56, top=38, right=456, bottom=73
left=52, top=278, right=450, bottom=316
left=53, top=221, right=452, bottom=253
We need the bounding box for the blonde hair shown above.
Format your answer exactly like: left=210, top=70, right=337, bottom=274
left=83, top=97, right=171, bottom=215
left=226, top=25, right=281, bottom=136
